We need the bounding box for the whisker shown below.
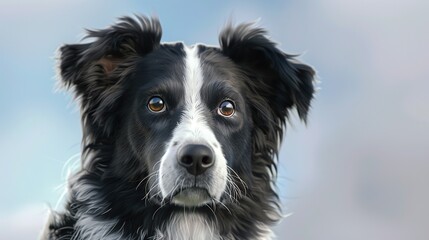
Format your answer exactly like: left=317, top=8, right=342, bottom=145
left=228, top=166, right=248, bottom=192
left=205, top=200, right=218, bottom=224
left=135, top=170, right=158, bottom=190
left=141, top=182, right=159, bottom=201
left=213, top=198, right=232, bottom=215
left=151, top=204, right=164, bottom=220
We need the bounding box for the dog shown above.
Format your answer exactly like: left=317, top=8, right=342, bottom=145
left=42, top=15, right=315, bottom=240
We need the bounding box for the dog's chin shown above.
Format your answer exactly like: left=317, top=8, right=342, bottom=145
left=171, top=187, right=212, bottom=207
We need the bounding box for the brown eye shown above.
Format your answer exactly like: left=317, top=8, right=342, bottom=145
left=148, top=96, right=166, bottom=113
left=217, top=100, right=235, bottom=117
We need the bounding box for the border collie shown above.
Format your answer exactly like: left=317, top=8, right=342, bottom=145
left=42, top=15, right=315, bottom=240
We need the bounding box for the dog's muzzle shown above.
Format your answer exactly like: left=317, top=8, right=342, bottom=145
left=168, top=144, right=214, bottom=206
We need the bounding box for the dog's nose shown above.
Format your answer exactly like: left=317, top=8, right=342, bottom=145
left=178, top=144, right=214, bottom=176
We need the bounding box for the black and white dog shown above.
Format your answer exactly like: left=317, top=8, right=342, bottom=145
left=42, top=15, right=315, bottom=240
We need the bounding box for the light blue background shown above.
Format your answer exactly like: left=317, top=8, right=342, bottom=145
left=1, top=0, right=428, bottom=239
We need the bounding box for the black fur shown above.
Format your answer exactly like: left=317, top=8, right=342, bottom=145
left=43, top=15, right=315, bottom=239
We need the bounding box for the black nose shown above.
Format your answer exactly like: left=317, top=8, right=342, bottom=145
left=178, top=144, right=214, bottom=176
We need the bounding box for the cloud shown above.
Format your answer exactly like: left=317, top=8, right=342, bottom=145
left=0, top=204, right=49, bottom=239
left=273, top=0, right=429, bottom=239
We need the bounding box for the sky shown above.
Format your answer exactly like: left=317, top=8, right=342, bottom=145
left=0, top=0, right=428, bottom=239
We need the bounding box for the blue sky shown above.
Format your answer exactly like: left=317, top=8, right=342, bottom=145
left=1, top=0, right=428, bottom=239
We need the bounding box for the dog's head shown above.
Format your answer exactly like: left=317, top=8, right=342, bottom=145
left=59, top=16, right=314, bottom=209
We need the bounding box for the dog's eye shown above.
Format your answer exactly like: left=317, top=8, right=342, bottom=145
left=217, top=100, right=235, bottom=117
left=148, top=96, right=166, bottom=113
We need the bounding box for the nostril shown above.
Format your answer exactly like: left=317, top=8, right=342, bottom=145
left=201, top=156, right=212, bottom=166
left=181, top=155, right=193, bottom=166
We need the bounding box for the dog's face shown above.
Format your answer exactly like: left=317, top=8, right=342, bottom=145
left=118, top=44, right=253, bottom=206
left=59, top=16, right=314, bottom=209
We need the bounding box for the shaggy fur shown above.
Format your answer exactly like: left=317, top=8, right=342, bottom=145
left=42, top=15, right=315, bottom=240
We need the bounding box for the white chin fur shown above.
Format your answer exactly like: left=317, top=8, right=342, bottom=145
left=172, top=188, right=212, bottom=207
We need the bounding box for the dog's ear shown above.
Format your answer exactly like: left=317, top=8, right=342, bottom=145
left=58, top=16, right=162, bottom=137
left=59, top=15, right=161, bottom=92
left=219, top=23, right=315, bottom=123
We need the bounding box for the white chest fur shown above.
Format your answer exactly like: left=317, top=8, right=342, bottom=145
left=154, top=213, right=220, bottom=240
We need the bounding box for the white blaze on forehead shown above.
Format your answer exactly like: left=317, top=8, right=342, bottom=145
left=182, top=45, right=206, bottom=130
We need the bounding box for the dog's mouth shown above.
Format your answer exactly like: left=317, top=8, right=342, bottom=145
left=171, top=187, right=212, bottom=207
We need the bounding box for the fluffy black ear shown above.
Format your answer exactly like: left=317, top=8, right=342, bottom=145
left=219, top=23, right=315, bottom=123
left=58, top=15, right=162, bottom=138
